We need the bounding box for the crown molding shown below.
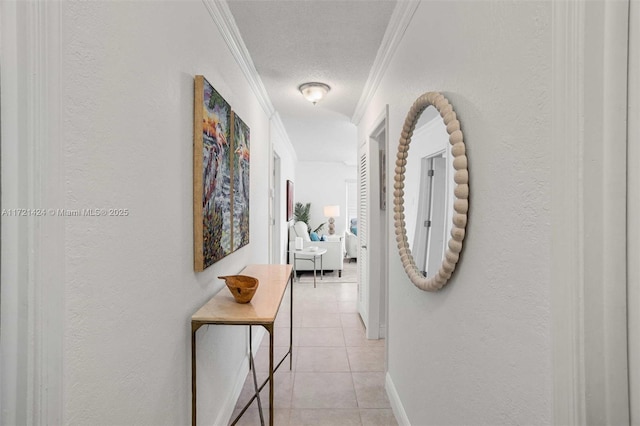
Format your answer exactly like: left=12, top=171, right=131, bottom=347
left=202, top=0, right=275, bottom=117
left=202, top=0, right=298, bottom=161
left=351, top=1, right=420, bottom=125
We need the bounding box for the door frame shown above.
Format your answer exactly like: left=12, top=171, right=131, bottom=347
left=359, top=106, right=389, bottom=340
left=627, top=0, right=639, bottom=422
left=357, top=139, right=370, bottom=329
left=270, top=152, right=282, bottom=264
left=1, top=1, right=65, bottom=423
left=551, top=0, right=630, bottom=423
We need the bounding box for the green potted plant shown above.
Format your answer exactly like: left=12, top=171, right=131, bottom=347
left=293, top=202, right=326, bottom=234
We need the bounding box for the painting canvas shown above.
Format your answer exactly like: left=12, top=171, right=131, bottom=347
left=286, top=180, right=294, bottom=221
left=231, top=112, right=250, bottom=251
left=193, top=75, right=232, bottom=271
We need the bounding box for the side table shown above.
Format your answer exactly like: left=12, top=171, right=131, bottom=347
left=289, top=248, right=327, bottom=288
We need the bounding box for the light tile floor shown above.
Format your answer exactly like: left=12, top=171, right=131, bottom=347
left=230, top=266, right=397, bottom=426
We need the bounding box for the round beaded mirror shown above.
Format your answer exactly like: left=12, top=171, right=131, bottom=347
left=394, top=92, right=469, bottom=291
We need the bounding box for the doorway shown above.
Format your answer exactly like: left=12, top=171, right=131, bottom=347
left=271, top=153, right=282, bottom=264
left=357, top=106, right=389, bottom=340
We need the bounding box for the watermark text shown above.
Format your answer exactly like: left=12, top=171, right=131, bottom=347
left=1, top=208, right=130, bottom=217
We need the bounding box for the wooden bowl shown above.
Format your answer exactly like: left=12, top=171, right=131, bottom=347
left=218, top=275, right=259, bottom=304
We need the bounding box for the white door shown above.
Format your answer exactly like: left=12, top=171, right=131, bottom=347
left=357, top=144, right=369, bottom=327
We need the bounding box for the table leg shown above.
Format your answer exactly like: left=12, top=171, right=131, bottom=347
left=191, top=322, right=201, bottom=426
left=268, top=324, right=274, bottom=426
left=312, top=256, right=317, bottom=288
left=293, top=253, right=298, bottom=281
left=249, top=326, right=265, bottom=425
left=321, top=254, right=324, bottom=280
left=289, top=273, right=294, bottom=370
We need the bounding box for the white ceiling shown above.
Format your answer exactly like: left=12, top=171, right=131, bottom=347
left=226, top=0, right=397, bottom=164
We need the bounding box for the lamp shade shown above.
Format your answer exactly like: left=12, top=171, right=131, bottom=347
left=323, top=205, right=340, bottom=218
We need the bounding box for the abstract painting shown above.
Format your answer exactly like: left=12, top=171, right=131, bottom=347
left=193, top=75, right=232, bottom=271
left=231, top=112, right=250, bottom=252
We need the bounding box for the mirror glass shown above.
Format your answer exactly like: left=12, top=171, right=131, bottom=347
left=403, top=106, right=453, bottom=278
left=394, top=92, right=468, bottom=291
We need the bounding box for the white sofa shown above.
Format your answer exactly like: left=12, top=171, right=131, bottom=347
left=345, top=230, right=358, bottom=261
left=289, top=222, right=344, bottom=277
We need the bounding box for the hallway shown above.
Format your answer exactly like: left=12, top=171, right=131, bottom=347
left=230, top=262, right=396, bottom=426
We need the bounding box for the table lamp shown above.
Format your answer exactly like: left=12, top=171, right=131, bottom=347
left=323, top=205, right=340, bottom=235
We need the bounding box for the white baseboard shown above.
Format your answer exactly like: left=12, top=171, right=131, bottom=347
left=215, top=327, right=266, bottom=426
left=214, top=357, right=248, bottom=426
left=379, top=324, right=387, bottom=338
left=385, top=372, right=410, bottom=426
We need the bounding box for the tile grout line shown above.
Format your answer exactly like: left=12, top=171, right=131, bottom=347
left=234, top=267, right=394, bottom=425
left=341, top=297, right=364, bottom=426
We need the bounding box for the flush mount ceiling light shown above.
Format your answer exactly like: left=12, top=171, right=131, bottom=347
left=298, top=82, right=331, bottom=105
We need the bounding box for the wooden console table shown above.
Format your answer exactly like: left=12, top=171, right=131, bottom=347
left=191, top=264, right=293, bottom=426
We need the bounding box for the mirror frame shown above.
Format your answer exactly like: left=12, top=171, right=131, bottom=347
left=394, top=92, right=469, bottom=291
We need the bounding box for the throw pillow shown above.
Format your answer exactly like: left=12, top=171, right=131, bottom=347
left=310, top=232, right=320, bottom=241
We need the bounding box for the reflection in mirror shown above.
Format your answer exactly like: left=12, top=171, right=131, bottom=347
left=394, top=92, right=468, bottom=291
left=403, top=106, right=453, bottom=278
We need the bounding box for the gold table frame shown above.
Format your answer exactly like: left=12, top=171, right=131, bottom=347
left=191, top=264, right=294, bottom=426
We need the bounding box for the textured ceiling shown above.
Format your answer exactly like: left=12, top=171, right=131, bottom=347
left=227, top=0, right=397, bottom=163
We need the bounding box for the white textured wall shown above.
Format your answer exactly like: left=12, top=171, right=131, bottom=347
left=357, top=1, right=553, bottom=424
left=295, top=161, right=357, bottom=236
left=272, top=123, right=297, bottom=264
left=61, top=1, right=281, bottom=423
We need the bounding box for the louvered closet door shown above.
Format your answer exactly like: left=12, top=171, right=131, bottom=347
left=358, top=145, right=369, bottom=321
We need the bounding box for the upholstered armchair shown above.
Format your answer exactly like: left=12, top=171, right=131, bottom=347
left=345, top=230, right=358, bottom=261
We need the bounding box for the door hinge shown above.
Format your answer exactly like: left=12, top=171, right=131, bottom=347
left=428, top=169, right=434, bottom=177
left=424, top=220, right=431, bottom=227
